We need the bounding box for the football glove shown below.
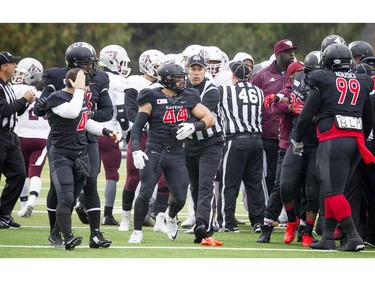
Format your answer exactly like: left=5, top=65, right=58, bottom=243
left=176, top=123, right=195, bottom=140
left=291, top=139, right=304, bottom=156
left=132, top=150, right=149, bottom=170
left=264, top=93, right=282, bottom=109
left=291, top=102, right=304, bottom=115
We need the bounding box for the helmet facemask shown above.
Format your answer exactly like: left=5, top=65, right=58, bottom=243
left=12, top=68, right=29, bottom=84
left=162, top=73, right=188, bottom=93
left=72, top=60, right=99, bottom=79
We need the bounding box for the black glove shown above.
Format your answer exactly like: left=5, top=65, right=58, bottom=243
left=102, top=128, right=113, bottom=137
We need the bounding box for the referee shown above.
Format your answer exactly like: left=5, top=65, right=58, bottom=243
left=0, top=51, right=36, bottom=229
left=218, top=61, right=266, bottom=232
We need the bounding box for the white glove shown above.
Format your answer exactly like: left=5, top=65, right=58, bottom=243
left=291, top=139, right=304, bottom=156
left=132, top=150, right=149, bottom=169
left=176, top=123, right=195, bottom=140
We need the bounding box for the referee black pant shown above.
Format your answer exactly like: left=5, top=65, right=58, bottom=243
left=219, top=137, right=265, bottom=229
left=0, top=132, right=26, bottom=215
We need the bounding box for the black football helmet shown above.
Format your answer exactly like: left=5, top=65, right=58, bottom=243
left=348, top=40, right=374, bottom=62
left=304, top=51, right=322, bottom=72
left=157, top=61, right=188, bottom=93
left=352, top=63, right=372, bottom=76
left=320, top=34, right=346, bottom=52
left=65, top=42, right=99, bottom=78
left=321, top=43, right=353, bottom=71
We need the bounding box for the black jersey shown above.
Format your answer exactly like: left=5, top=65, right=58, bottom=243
left=219, top=81, right=263, bottom=135
left=37, top=67, right=113, bottom=143
left=296, top=69, right=374, bottom=142
left=289, top=71, right=319, bottom=146
left=46, top=90, right=89, bottom=151
left=137, top=87, right=201, bottom=146
left=41, top=67, right=112, bottom=121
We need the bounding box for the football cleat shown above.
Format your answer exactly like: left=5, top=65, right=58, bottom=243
left=128, top=230, right=143, bottom=243
left=200, top=237, right=224, bottom=246
left=284, top=217, right=300, bottom=244
left=165, top=212, right=178, bottom=240
left=0, top=215, right=20, bottom=229
left=89, top=231, right=112, bottom=248
left=102, top=215, right=120, bottom=226
left=257, top=224, right=274, bottom=243
left=65, top=236, right=82, bottom=251
left=48, top=233, right=65, bottom=248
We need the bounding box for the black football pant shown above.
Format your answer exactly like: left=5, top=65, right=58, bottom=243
left=133, top=142, right=189, bottom=231
left=48, top=147, right=86, bottom=239
left=47, top=142, right=101, bottom=233
left=264, top=148, right=285, bottom=222
left=280, top=145, right=320, bottom=214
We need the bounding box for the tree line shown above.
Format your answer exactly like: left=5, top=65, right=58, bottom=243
left=0, top=23, right=370, bottom=71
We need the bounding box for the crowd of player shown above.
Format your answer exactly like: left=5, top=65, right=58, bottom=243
left=1, top=34, right=375, bottom=252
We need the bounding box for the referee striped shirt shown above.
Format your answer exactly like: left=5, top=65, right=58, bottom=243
left=188, top=79, right=223, bottom=141
left=219, top=81, right=263, bottom=135
left=0, top=79, right=28, bottom=130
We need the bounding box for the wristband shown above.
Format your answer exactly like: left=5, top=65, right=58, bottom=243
left=102, top=128, right=112, bottom=137
left=193, top=121, right=206, bottom=131
left=89, top=110, right=95, bottom=119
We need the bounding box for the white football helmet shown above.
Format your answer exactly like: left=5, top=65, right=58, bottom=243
left=139, top=49, right=166, bottom=78
left=205, top=46, right=224, bottom=77
left=99, top=44, right=131, bottom=77
left=181, top=44, right=206, bottom=68
left=12, top=57, right=43, bottom=85
left=233, top=52, right=255, bottom=68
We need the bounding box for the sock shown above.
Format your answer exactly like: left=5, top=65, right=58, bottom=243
left=56, top=204, right=72, bottom=240
left=122, top=190, right=135, bottom=211
left=325, top=194, right=351, bottom=221
left=264, top=218, right=275, bottom=226
left=20, top=179, right=29, bottom=198
left=29, top=176, right=42, bottom=196
left=339, top=216, right=357, bottom=236
left=20, top=196, right=28, bottom=209
left=104, top=180, right=117, bottom=207
left=285, top=205, right=296, bottom=222
left=87, top=210, right=101, bottom=233
left=305, top=219, right=315, bottom=236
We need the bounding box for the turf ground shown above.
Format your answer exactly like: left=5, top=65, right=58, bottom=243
left=1, top=157, right=374, bottom=280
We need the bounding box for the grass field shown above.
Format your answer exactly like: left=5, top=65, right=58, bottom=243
left=1, top=158, right=374, bottom=279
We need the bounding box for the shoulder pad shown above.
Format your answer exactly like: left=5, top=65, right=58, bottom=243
left=43, top=67, right=68, bottom=91
left=137, top=88, right=154, bottom=106
left=93, top=70, right=110, bottom=88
